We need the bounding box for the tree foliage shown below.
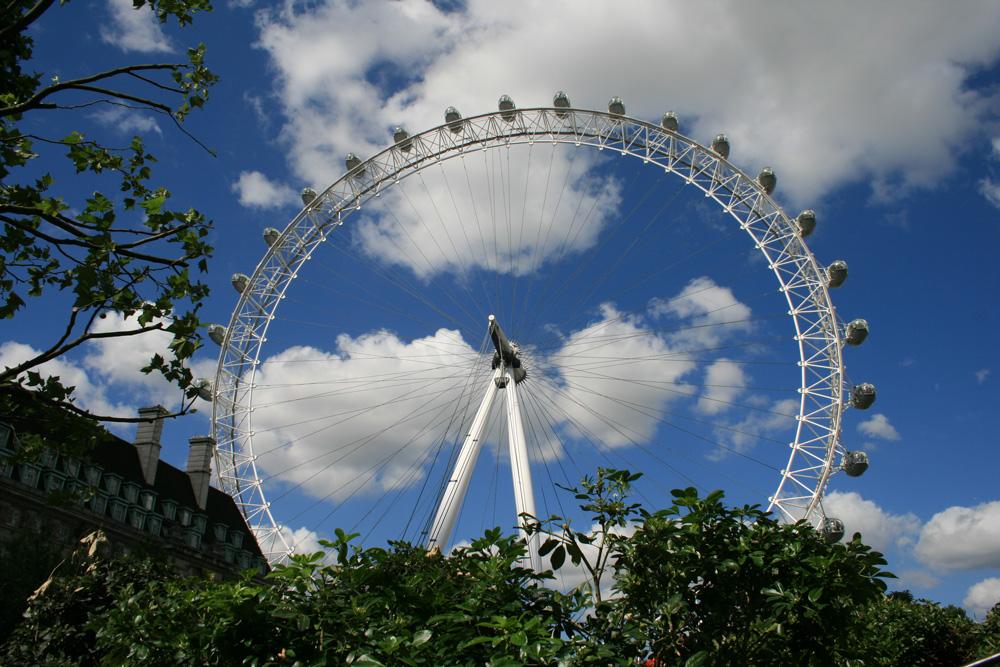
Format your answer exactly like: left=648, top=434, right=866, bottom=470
left=0, top=0, right=217, bottom=426
left=7, top=472, right=964, bottom=666
left=854, top=592, right=982, bottom=666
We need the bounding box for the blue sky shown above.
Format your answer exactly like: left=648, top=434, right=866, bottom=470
left=5, top=0, right=1000, bottom=615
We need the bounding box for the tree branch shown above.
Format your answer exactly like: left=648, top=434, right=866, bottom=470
left=0, top=63, right=180, bottom=117
left=126, top=71, right=185, bottom=94
left=0, top=323, right=166, bottom=384
left=67, top=85, right=173, bottom=115
left=3, top=383, right=196, bottom=423
left=1, top=207, right=193, bottom=266
left=50, top=307, right=81, bottom=355
left=1, top=212, right=91, bottom=246
left=0, top=0, right=55, bottom=41
left=116, top=221, right=195, bottom=250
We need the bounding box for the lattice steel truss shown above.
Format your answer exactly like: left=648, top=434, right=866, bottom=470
left=213, top=107, right=852, bottom=563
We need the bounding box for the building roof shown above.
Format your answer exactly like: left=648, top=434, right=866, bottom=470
left=1, top=399, right=265, bottom=571
left=88, top=435, right=264, bottom=560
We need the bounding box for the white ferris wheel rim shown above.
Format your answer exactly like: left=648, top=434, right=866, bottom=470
left=212, top=105, right=848, bottom=564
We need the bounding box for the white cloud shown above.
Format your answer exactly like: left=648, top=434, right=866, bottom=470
left=823, top=491, right=921, bottom=553
left=100, top=0, right=173, bottom=54
left=82, top=311, right=215, bottom=410
left=232, top=170, right=300, bottom=209
left=280, top=525, right=328, bottom=556
left=649, top=276, right=753, bottom=349
left=249, top=328, right=482, bottom=502
left=355, top=148, right=621, bottom=278
left=964, top=577, right=1000, bottom=618
left=1, top=311, right=215, bottom=438
left=0, top=341, right=134, bottom=421
left=857, top=413, right=900, bottom=441
left=980, top=179, right=1000, bottom=209
left=976, top=368, right=992, bottom=384
left=712, top=397, right=798, bottom=461
left=916, top=500, right=1000, bottom=571
left=539, top=303, right=697, bottom=448
left=92, top=106, right=162, bottom=136
left=255, top=0, right=1000, bottom=207
left=246, top=275, right=756, bottom=529
left=696, top=358, right=746, bottom=415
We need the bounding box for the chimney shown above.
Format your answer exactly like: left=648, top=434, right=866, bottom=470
left=134, top=406, right=167, bottom=485
left=186, top=435, right=215, bottom=511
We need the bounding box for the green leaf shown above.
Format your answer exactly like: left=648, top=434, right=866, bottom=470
left=550, top=545, right=566, bottom=570
left=685, top=650, right=711, bottom=666
left=538, top=537, right=559, bottom=557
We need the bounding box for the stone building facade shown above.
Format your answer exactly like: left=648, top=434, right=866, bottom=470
left=0, top=408, right=267, bottom=579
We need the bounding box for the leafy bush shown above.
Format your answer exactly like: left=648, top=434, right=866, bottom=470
left=8, top=471, right=996, bottom=666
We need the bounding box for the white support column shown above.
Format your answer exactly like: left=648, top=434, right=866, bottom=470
left=427, top=368, right=502, bottom=553
left=504, top=369, right=541, bottom=571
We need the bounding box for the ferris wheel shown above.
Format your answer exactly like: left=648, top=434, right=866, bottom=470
left=209, top=93, right=876, bottom=566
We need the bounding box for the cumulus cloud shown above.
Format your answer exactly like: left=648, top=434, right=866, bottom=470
left=0, top=311, right=214, bottom=431
left=82, top=311, right=215, bottom=408
left=976, top=368, right=992, bottom=384
left=857, top=413, right=900, bottom=441
left=355, top=147, right=621, bottom=278
left=712, top=397, right=799, bottom=461
left=915, top=500, right=1000, bottom=571
left=980, top=137, right=1000, bottom=208
left=539, top=303, right=697, bottom=448
left=0, top=341, right=134, bottom=420
left=965, top=577, right=1000, bottom=618
left=100, top=0, right=172, bottom=53
left=696, top=358, right=747, bottom=415
left=249, top=328, right=483, bottom=502
left=823, top=491, right=921, bottom=553
left=980, top=179, right=1000, bottom=209
left=232, top=170, right=300, bottom=209
left=649, top=276, right=753, bottom=349
left=92, top=106, right=162, bottom=136
left=244, top=271, right=762, bottom=543
left=254, top=0, right=1000, bottom=206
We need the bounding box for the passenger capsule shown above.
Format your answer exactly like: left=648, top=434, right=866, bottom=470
left=300, top=187, right=317, bottom=206
left=797, top=210, right=816, bottom=238
left=207, top=324, right=226, bottom=346
left=661, top=111, right=679, bottom=132
left=827, top=260, right=848, bottom=288
left=393, top=126, right=412, bottom=152
left=444, top=106, right=464, bottom=133
left=345, top=153, right=364, bottom=176
left=193, top=378, right=213, bottom=402
left=498, top=95, right=516, bottom=122
left=263, top=227, right=280, bottom=248
left=850, top=383, right=877, bottom=410
left=608, top=96, right=625, bottom=116
left=231, top=273, right=250, bottom=295
left=758, top=167, right=776, bottom=194
left=842, top=450, right=870, bottom=477
left=844, top=318, right=869, bottom=346
left=711, top=134, right=730, bottom=158
left=553, top=91, right=571, bottom=117
left=820, top=517, right=845, bottom=543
